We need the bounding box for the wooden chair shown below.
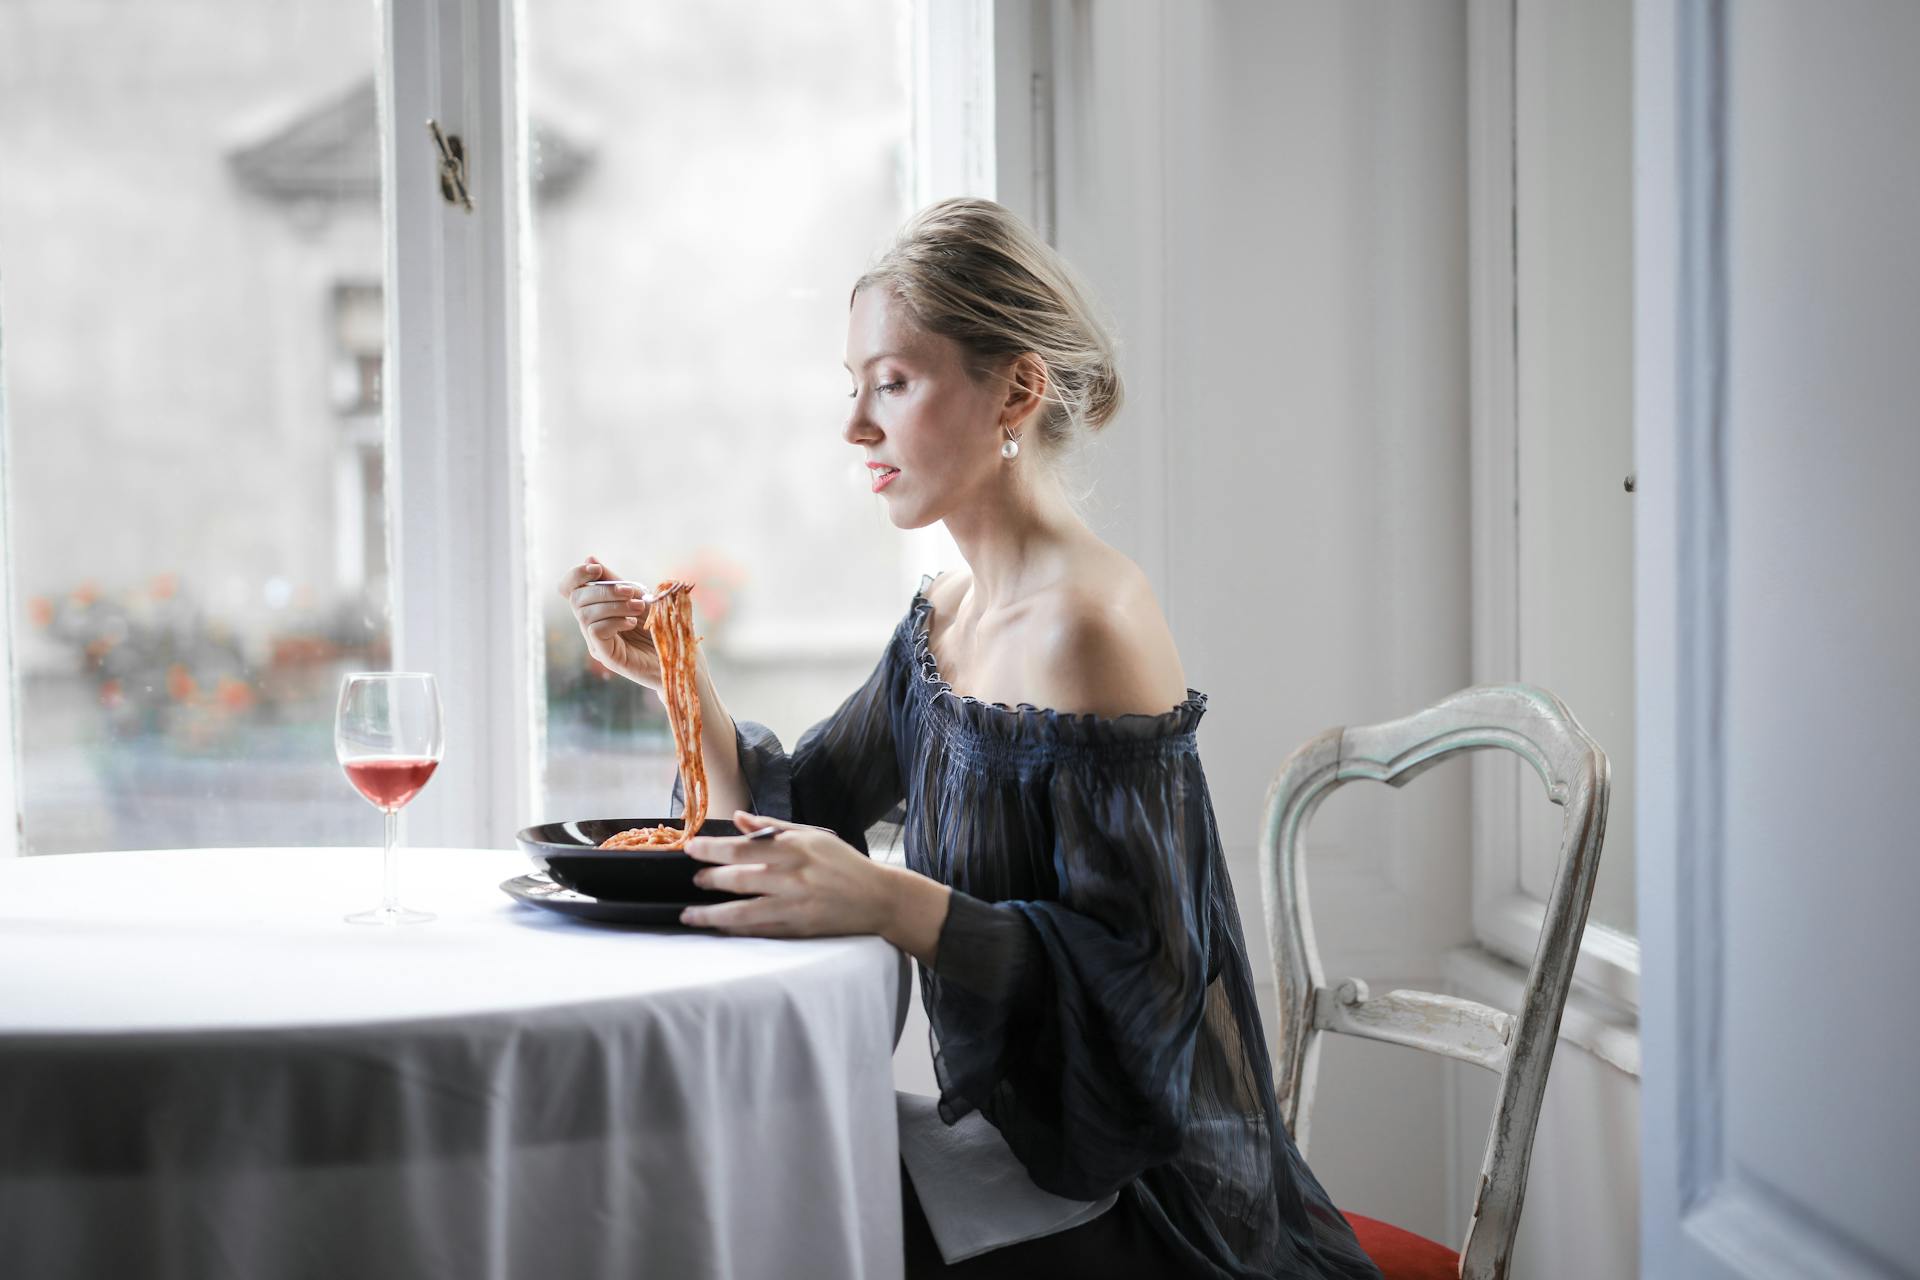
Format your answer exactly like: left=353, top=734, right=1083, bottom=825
left=1258, top=685, right=1610, bottom=1280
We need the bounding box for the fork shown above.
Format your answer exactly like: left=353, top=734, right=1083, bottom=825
left=595, top=578, right=690, bottom=605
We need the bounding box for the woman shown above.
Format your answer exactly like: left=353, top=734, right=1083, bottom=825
left=559, top=199, right=1382, bottom=1280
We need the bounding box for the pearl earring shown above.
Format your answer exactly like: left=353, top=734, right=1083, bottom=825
left=1000, top=426, right=1020, bottom=459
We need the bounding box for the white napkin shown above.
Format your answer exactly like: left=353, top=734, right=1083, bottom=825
left=896, top=1091, right=1118, bottom=1263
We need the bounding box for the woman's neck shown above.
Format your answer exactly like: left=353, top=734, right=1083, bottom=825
left=939, top=462, right=1091, bottom=614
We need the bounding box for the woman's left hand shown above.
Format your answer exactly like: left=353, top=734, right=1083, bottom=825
left=681, top=810, right=896, bottom=937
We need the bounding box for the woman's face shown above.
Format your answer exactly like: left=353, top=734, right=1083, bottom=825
left=843, top=287, right=1007, bottom=529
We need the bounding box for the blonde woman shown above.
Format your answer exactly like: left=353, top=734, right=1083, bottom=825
left=561, top=199, right=1382, bottom=1280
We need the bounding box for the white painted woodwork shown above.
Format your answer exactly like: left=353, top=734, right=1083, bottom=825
left=1448, top=946, right=1640, bottom=1280
left=379, top=0, right=536, bottom=850
left=1512, top=0, right=1636, bottom=938
left=987, top=0, right=1052, bottom=246
left=1315, top=979, right=1515, bottom=1075
left=1469, top=0, right=1640, bottom=1008
left=1262, top=684, right=1611, bottom=1279
left=896, top=0, right=985, bottom=600
left=1636, top=1, right=1920, bottom=1276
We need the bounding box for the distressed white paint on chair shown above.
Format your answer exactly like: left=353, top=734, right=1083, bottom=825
left=1260, top=684, right=1609, bottom=1280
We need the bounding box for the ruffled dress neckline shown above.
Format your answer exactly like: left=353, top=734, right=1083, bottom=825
left=902, top=582, right=1208, bottom=755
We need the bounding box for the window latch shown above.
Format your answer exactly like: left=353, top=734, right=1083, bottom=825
left=426, top=119, right=474, bottom=213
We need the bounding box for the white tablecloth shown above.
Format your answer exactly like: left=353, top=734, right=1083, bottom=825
left=0, top=846, right=908, bottom=1280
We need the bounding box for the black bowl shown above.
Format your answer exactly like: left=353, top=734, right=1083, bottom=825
left=515, top=817, right=748, bottom=904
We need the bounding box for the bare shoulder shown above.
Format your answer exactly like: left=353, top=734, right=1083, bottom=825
left=925, top=568, right=970, bottom=615
left=1025, top=555, right=1189, bottom=718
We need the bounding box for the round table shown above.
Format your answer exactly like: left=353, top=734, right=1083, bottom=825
left=0, top=846, right=909, bottom=1280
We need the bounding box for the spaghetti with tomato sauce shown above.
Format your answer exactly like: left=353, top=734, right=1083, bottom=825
left=598, top=582, right=705, bottom=851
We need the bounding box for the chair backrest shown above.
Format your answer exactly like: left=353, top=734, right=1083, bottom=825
left=1258, top=684, right=1609, bottom=1280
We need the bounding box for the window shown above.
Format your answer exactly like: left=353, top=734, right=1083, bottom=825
left=0, top=0, right=392, bottom=854
left=0, top=0, right=988, bottom=857
left=522, top=0, right=927, bottom=822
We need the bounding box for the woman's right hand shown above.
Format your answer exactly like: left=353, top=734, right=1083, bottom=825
left=559, top=556, right=666, bottom=692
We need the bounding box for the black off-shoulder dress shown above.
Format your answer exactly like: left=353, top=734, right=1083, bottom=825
left=673, top=578, right=1383, bottom=1280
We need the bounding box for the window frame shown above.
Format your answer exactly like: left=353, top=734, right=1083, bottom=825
left=0, top=0, right=999, bottom=857
left=1468, top=0, right=1640, bottom=1009
left=375, top=0, right=536, bottom=851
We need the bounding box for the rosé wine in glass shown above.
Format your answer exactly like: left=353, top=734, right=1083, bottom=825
left=343, top=756, right=440, bottom=811
left=336, top=673, right=444, bottom=925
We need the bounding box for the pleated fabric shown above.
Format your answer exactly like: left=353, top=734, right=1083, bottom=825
left=675, top=577, right=1383, bottom=1280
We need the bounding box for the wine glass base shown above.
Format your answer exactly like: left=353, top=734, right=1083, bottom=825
left=345, top=906, right=435, bottom=926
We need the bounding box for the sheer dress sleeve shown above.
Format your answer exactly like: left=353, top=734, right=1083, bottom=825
left=923, top=743, right=1220, bottom=1203
left=668, top=641, right=906, bottom=853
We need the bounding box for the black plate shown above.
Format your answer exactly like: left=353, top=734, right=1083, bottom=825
left=500, top=872, right=703, bottom=925
left=514, top=817, right=748, bottom=904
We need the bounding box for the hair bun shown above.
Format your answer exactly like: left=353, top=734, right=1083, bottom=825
left=1082, top=361, right=1124, bottom=432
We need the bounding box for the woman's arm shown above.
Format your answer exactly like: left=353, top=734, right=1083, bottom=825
left=684, top=812, right=951, bottom=964
left=878, top=863, right=952, bottom=965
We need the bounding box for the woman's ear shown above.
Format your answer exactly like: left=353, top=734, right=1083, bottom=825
left=1001, top=353, right=1049, bottom=428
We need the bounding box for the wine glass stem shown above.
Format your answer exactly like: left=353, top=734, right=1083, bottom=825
left=382, top=807, right=400, bottom=914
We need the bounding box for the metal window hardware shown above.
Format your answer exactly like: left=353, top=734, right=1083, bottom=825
left=426, top=119, right=473, bottom=213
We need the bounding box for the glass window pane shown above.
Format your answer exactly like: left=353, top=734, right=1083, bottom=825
left=525, top=1, right=925, bottom=821
left=0, top=3, right=391, bottom=853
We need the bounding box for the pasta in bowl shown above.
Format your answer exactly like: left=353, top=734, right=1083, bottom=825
left=514, top=817, right=749, bottom=903
left=515, top=577, right=738, bottom=904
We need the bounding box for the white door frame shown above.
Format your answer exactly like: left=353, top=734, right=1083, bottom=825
left=1634, top=2, right=1895, bottom=1274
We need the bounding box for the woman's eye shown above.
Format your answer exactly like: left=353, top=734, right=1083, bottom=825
left=878, top=380, right=905, bottom=395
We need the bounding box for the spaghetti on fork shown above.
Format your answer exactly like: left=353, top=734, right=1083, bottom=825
left=598, top=581, right=705, bottom=851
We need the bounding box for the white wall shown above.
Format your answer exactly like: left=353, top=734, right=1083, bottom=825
left=1049, top=1, right=1473, bottom=1244
left=1449, top=947, right=1641, bottom=1277
left=890, top=4, right=1645, bottom=1265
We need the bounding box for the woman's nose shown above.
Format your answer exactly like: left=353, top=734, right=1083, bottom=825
left=842, top=400, right=879, bottom=446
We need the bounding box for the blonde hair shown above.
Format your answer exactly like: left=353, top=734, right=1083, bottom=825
left=852, top=198, right=1123, bottom=456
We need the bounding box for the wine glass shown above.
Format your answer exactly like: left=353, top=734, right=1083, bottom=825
left=336, top=672, right=444, bottom=925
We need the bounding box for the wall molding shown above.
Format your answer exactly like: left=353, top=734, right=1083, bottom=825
left=1467, top=0, right=1640, bottom=1005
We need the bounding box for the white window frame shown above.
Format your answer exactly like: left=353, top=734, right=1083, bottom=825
left=379, top=0, right=535, bottom=851
left=1467, top=0, right=1639, bottom=1009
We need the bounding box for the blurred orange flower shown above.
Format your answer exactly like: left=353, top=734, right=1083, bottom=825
left=70, top=581, right=100, bottom=608
left=166, top=663, right=198, bottom=703
left=99, top=678, right=124, bottom=710
left=149, top=572, right=179, bottom=601
left=27, top=597, right=54, bottom=628
left=215, top=677, right=256, bottom=712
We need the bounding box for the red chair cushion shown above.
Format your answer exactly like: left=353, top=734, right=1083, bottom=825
left=1340, top=1211, right=1459, bottom=1280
